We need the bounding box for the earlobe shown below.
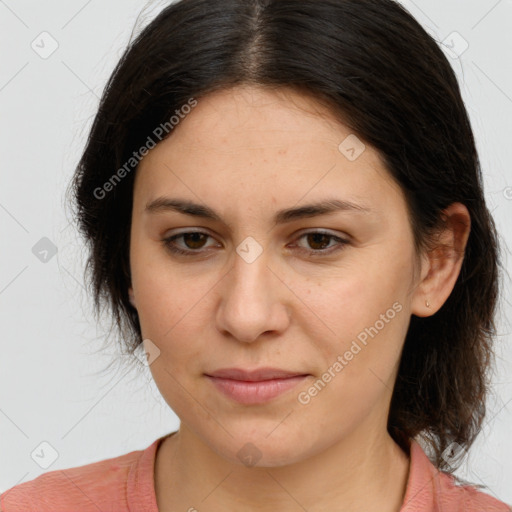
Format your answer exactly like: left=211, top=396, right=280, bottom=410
left=411, top=202, right=471, bottom=318
left=411, top=250, right=436, bottom=318
left=128, top=287, right=136, bottom=308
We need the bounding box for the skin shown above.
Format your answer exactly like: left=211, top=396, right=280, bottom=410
left=128, top=85, right=471, bottom=511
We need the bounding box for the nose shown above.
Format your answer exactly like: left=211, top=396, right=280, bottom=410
left=215, top=246, right=291, bottom=344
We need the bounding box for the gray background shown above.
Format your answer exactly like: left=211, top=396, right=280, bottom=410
left=1, top=0, right=511, bottom=504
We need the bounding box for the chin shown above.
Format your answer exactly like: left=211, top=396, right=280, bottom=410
left=205, top=428, right=311, bottom=468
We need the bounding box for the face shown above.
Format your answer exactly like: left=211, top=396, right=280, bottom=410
left=129, top=85, right=421, bottom=466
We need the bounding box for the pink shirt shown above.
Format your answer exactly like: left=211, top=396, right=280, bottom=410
left=1, top=434, right=510, bottom=511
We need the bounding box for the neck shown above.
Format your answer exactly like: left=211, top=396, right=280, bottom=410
left=155, top=423, right=410, bottom=512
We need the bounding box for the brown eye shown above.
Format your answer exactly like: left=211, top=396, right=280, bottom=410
left=181, top=232, right=208, bottom=249
left=293, top=231, right=349, bottom=256
left=305, top=233, right=333, bottom=251
left=162, top=231, right=217, bottom=256
left=162, top=230, right=348, bottom=258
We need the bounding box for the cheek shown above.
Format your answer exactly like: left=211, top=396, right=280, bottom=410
left=135, top=272, right=200, bottom=345
left=130, top=247, right=219, bottom=359
left=293, top=255, right=406, bottom=328
left=130, top=236, right=178, bottom=339
left=294, top=276, right=408, bottom=429
left=291, top=251, right=411, bottom=376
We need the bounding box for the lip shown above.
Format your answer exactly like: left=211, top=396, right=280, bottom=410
left=205, top=367, right=310, bottom=405
left=206, top=367, right=308, bottom=381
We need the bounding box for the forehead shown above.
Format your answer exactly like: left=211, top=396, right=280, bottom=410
left=155, top=85, right=361, bottom=155
left=134, top=85, right=405, bottom=219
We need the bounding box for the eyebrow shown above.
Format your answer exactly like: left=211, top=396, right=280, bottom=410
left=145, top=197, right=374, bottom=225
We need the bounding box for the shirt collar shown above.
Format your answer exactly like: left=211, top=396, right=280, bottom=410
left=400, top=439, right=441, bottom=511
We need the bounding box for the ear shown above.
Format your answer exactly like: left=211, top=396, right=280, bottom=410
left=411, top=202, right=471, bottom=318
left=128, top=286, right=137, bottom=308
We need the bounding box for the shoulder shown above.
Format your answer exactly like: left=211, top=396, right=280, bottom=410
left=0, top=443, right=150, bottom=512
left=436, top=469, right=511, bottom=512
left=402, top=440, right=511, bottom=512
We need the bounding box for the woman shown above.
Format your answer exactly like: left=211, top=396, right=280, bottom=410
left=1, top=0, right=510, bottom=510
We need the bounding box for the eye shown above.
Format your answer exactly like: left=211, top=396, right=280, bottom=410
left=162, top=230, right=349, bottom=257
left=162, top=230, right=218, bottom=256
left=292, top=230, right=349, bottom=256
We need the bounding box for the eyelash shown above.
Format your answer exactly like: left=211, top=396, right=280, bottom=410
left=161, top=230, right=349, bottom=257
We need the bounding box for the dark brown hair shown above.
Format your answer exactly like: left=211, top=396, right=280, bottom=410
left=70, top=0, right=502, bottom=472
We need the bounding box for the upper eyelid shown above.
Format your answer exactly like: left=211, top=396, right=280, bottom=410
left=164, top=229, right=349, bottom=249
left=164, top=227, right=346, bottom=240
